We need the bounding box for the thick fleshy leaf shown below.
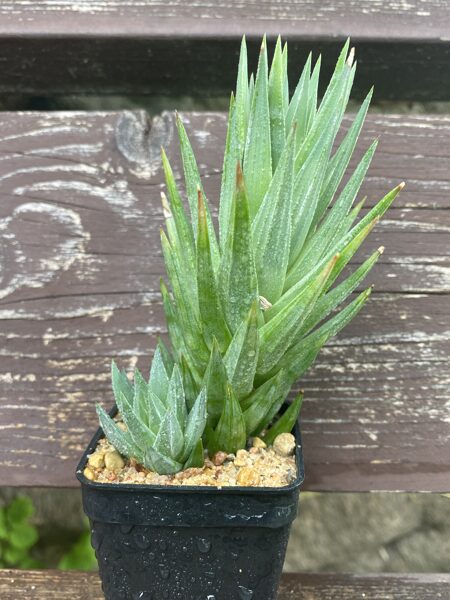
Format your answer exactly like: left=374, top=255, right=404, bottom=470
left=211, top=385, right=247, bottom=455
left=180, top=388, right=207, bottom=463
left=252, top=126, right=294, bottom=303
left=175, top=113, right=220, bottom=268
left=290, top=140, right=377, bottom=283
left=219, top=93, right=240, bottom=247
left=161, top=149, right=196, bottom=260
left=299, top=247, right=383, bottom=337
left=154, top=408, right=184, bottom=461
left=180, top=354, right=199, bottom=410
left=313, top=89, right=373, bottom=226
left=224, top=300, right=259, bottom=398
left=156, top=338, right=174, bottom=376
left=274, top=287, right=373, bottom=382
left=149, top=345, right=170, bottom=402
left=197, top=189, right=231, bottom=351
left=243, top=37, right=272, bottom=218
left=283, top=183, right=403, bottom=299
left=263, top=393, right=303, bottom=445
left=133, top=368, right=148, bottom=424
left=203, top=339, right=229, bottom=427
left=219, top=164, right=258, bottom=332
left=242, top=370, right=290, bottom=435
left=268, top=36, right=286, bottom=170
left=184, top=438, right=205, bottom=469
left=118, top=391, right=156, bottom=451
left=289, top=126, right=337, bottom=267
left=257, top=255, right=338, bottom=374
left=167, top=364, right=187, bottom=429
left=286, top=53, right=311, bottom=145
left=146, top=390, right=166, bottom=435
left=96, top=405, right=143, bottom=462
left=144, top=447, right=183, bottom=475
left=111, top=361, right=133, bottom=408
left=235, top=36, right=250, bottom=152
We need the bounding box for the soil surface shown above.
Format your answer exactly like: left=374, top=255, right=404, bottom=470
left=83, top=433, right=298, bottom=488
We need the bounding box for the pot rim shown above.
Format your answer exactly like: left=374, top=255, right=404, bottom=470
left=76, top=406, right=304, bottom=495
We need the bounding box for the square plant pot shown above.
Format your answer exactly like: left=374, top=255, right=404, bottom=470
left=76, top=417, right=304, bottom=600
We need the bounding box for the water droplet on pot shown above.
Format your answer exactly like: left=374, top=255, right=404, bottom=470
left=159, top=565, right=170, bottom=579
left=159, top=540, right=167, bottom=551
left=197, top=538, right=211, bottom=553
left=238, top=586, right=253, bottom=599
left=149, top=552, right=155, bottom=561
left=133, top=592, right=152, bottom=600
left=133, top=532, right=151, bottom=550
left=206, top=596, right=215, bottom=600
left=182, top=546, right=188, bottom=553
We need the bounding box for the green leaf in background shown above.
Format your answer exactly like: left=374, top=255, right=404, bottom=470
left=58, top=530, right=97, bottom=571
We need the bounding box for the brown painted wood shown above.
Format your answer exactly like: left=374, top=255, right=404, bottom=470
left=0, top=110, right=449, bottom=491
left=0, top=2, right=448, bottom=99
left=1, top=570, right=450, bottom=599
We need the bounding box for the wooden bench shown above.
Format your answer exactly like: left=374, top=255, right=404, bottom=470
left=0, top=1, right=449, bottom=598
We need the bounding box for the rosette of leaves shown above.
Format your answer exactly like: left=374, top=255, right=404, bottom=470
left=96, top=345, right=207, bottom=474
left=158, top=36, right=403, bottom=455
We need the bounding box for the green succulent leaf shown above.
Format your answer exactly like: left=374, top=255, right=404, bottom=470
left=144, top=447, right=183, bottom=475
left=211, top=384, right=247, bottom=455
left=243, top=36, right=272, bottom=219
left=184, top=438, right=205, bottom=469
left=154, top=408, right=184, bottom=462
left=149, top=345, right=170, bottom=402
left=181, top=388, right=207, bottom=463
left=197, top=189, right=231, bottom=351
left=268, top=36, right=286, bottom=169
left=224, top=300, right=259, bottom=398
left=96, top=405, right=143, bottom=462
left=219, top=164, right=258, bottom=332
left=203, top=339, right=230, bottom=427
left=263, top=392, right=303, bottom=446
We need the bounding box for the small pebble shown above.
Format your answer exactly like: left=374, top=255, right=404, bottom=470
left=104, top=450, right=125, bottom=471
left=234, top=449, right=248, bottom=467
left=273, top=433, right=296, bottom=457
left=212, top=451, right=228, bottom=466
left=117, top=422, right=127, bottom=432
left=83, top=467, right=95, bottom=481
left=252, top=437, right=267, bottom=449
left=88, top=452, right=105, bottom=469
left=236, top=467, right=261, bottom=487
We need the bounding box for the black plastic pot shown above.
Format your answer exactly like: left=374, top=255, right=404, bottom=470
left=76, top=418, right=304, bottom=600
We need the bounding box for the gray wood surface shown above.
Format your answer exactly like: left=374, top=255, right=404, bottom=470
left=0, top=1, right=448, bottom=98
left=1, top=570, right=450, bottom=599
left=0, top=110, right=449, bottom=491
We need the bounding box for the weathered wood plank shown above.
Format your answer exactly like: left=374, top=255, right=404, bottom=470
left=0, top=2, right=448, bottom=99
left=1, top=570, right=450, bottom=599
left=0, top=110, right=449, bottom=491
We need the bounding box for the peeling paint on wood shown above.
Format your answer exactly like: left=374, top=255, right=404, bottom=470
left=0, top=110, right=448, bottom=491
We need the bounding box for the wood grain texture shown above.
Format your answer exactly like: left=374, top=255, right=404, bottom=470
left=0, top=1, right=448, bottom=99
left=0, top=110, right=449, bottom=491
left=1, top=570, right=450, bottom=599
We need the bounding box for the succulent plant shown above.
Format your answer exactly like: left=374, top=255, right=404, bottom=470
left=98, top=36, right=403, bottom=474
left=96, top=344, right=207, bottom=474
left=158, top=36, right=403, bottom=455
